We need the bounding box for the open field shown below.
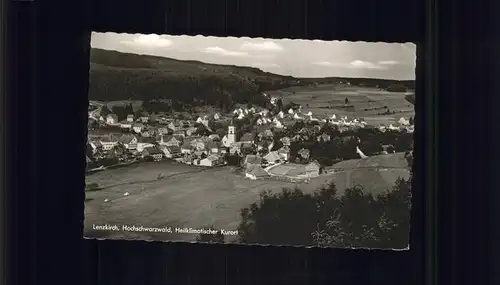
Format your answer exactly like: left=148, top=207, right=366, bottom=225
left=84, top=153, right=410, bottom=243
left=267, top=84, right=415, bottom=125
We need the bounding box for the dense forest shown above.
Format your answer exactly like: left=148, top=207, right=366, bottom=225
left=88, top=48, right=415, bottom=109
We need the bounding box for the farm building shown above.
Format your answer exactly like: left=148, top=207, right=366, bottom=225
left=305, top=161, right=321, bottom=177
left=142, top=147, right=163, bottom=161
left=245, top=164, right=269, bottom=180
left=199, top=154, right=223, bottom=167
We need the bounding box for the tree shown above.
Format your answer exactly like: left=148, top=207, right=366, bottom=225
left=409, top=116, right=414, bottom=125
left=344, top=97, right=349, bottom=105
left=124, top=103, right=134, bottom=116
left=194, top=123, right=212, bottom=136
left=238, top=188, right=319, bottom=245
left=276, top=98, right=284, bottom=111
left=359, top=140, right=384, bottom=156
left=237, top=177, right=412, bottom=248
left=196, top=225, right=225, bottom=243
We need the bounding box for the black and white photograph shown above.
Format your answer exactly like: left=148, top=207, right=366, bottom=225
left=85, top=32, right=415, bottom=249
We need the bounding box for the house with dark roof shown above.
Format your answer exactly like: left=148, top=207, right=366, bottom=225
left=173, top=129, right=186, bottom=137
left=162, top=145, right=182, bottom=158
left=137, top=137, right=156, bottom=152
left=119, top=134, right=138, bottom=150
left=142, top=146, right=163, bottom=161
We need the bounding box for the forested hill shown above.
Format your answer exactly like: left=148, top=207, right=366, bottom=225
left=88, top=48, right=299, bottom=108
left=88, top=48, right=415, bottom=108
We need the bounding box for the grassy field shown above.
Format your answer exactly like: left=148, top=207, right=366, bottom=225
left=84, top=153, right=410, bottom=243
left=267, top=84, right=415, bottom=125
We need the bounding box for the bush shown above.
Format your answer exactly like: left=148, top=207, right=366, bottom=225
left=237, top=176, right=412, bottom=248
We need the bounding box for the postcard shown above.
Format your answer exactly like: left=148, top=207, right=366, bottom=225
left=85, top=32, right=415, bottom=249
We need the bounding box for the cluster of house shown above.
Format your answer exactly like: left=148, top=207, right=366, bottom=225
left=87, top=97, right=414, bottom=173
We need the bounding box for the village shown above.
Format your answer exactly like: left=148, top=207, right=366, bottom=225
left=86, top=95, right=414, bottom=182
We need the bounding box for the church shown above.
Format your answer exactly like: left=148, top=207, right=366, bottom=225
left=222, top=121, right=238, bottom=147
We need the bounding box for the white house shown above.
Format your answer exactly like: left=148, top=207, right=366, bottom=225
left=106, top=114, right=118, bottom=125
left=399, top=117, right=410, bottom=126
left=199, top=154, right=223, bottom=167
left=214, top=113, right=220, bottom=120
left=288, top=108, right=294, bottom=115
left=120, top=121, right=133, bottom=130
left=126, top=114, right=134, bottom=122
left=245, top=164, right=269, bottom=180
left=133, top=123, right=144, bottom=133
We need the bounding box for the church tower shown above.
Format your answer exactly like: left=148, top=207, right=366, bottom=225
left=227, top=121, right=237, bottom=144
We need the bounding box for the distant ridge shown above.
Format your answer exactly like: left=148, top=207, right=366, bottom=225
left=88, top=48, right=415, bottom=106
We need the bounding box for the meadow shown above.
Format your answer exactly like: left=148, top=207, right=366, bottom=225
left=84, top=153, right=409, bottom=243
left=267, top=84, right=415, bottom=125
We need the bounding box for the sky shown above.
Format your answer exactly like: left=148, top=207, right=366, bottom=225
left=91, top=32, right=416, bottom=80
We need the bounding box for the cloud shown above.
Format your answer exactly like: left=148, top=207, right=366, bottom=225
left=312, top=61, right=336, bottom=66
left=240, top=41, right=284, bottom=51
left=313, top=60, right=388, bottom=70
left=349, top=60, right=387, bottom=69
left=378, top=60, right=399, bottom=65
left=121, top=34, right=173, bottom=48
left=251, top=62, right=280, bottom=68
left=203, top=46, right=248, bottom=57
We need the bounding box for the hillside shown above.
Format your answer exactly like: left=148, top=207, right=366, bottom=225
left=88, top=48, right=415, bottom=108
left=88, top=48, right=299, bottom=108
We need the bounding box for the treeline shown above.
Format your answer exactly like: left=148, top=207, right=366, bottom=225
left=88, top=49, right=414, bottom=110
left=235, top=175, right=412, bottom=248
left=273, top=123, right=413, bottom=166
